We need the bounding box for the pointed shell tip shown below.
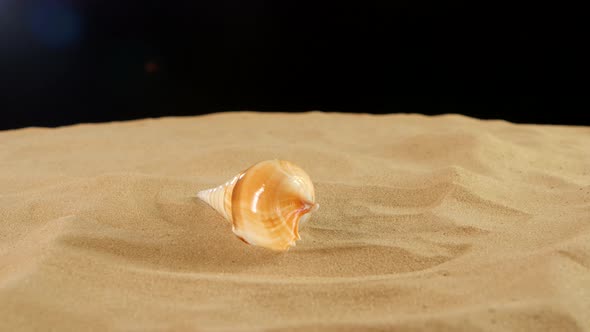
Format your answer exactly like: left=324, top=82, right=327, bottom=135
left=196, top=190, right=206, bottom=200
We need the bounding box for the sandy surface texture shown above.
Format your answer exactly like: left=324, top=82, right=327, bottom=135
left=1, top=112, right=589, bottom=331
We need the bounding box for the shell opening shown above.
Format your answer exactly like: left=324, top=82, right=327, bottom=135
left=301, top=201, right=319, bottom=213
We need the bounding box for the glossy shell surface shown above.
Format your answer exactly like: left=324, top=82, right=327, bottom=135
left=197, top=160, right=318, bottom=251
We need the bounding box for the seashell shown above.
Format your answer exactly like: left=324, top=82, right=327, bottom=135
left=197, top=160, right=319, bottom=251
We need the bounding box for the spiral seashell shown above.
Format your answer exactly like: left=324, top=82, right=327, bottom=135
left=197, top=160, right=319, bottom=251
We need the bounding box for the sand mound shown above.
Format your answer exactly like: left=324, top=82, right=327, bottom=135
left=1, top=112, right=589, bottom=331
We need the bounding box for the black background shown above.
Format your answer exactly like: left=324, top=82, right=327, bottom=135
left=0, top=1, right=587, bottom=130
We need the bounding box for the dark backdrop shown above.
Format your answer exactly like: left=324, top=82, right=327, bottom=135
left=0, top=1, right=586, bottom=130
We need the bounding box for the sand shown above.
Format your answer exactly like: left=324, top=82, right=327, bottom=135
left=0, top=112, right=589, bottom=331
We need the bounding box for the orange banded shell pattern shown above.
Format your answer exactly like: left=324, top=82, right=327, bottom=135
left=197, top=160, right=318, bottom=251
